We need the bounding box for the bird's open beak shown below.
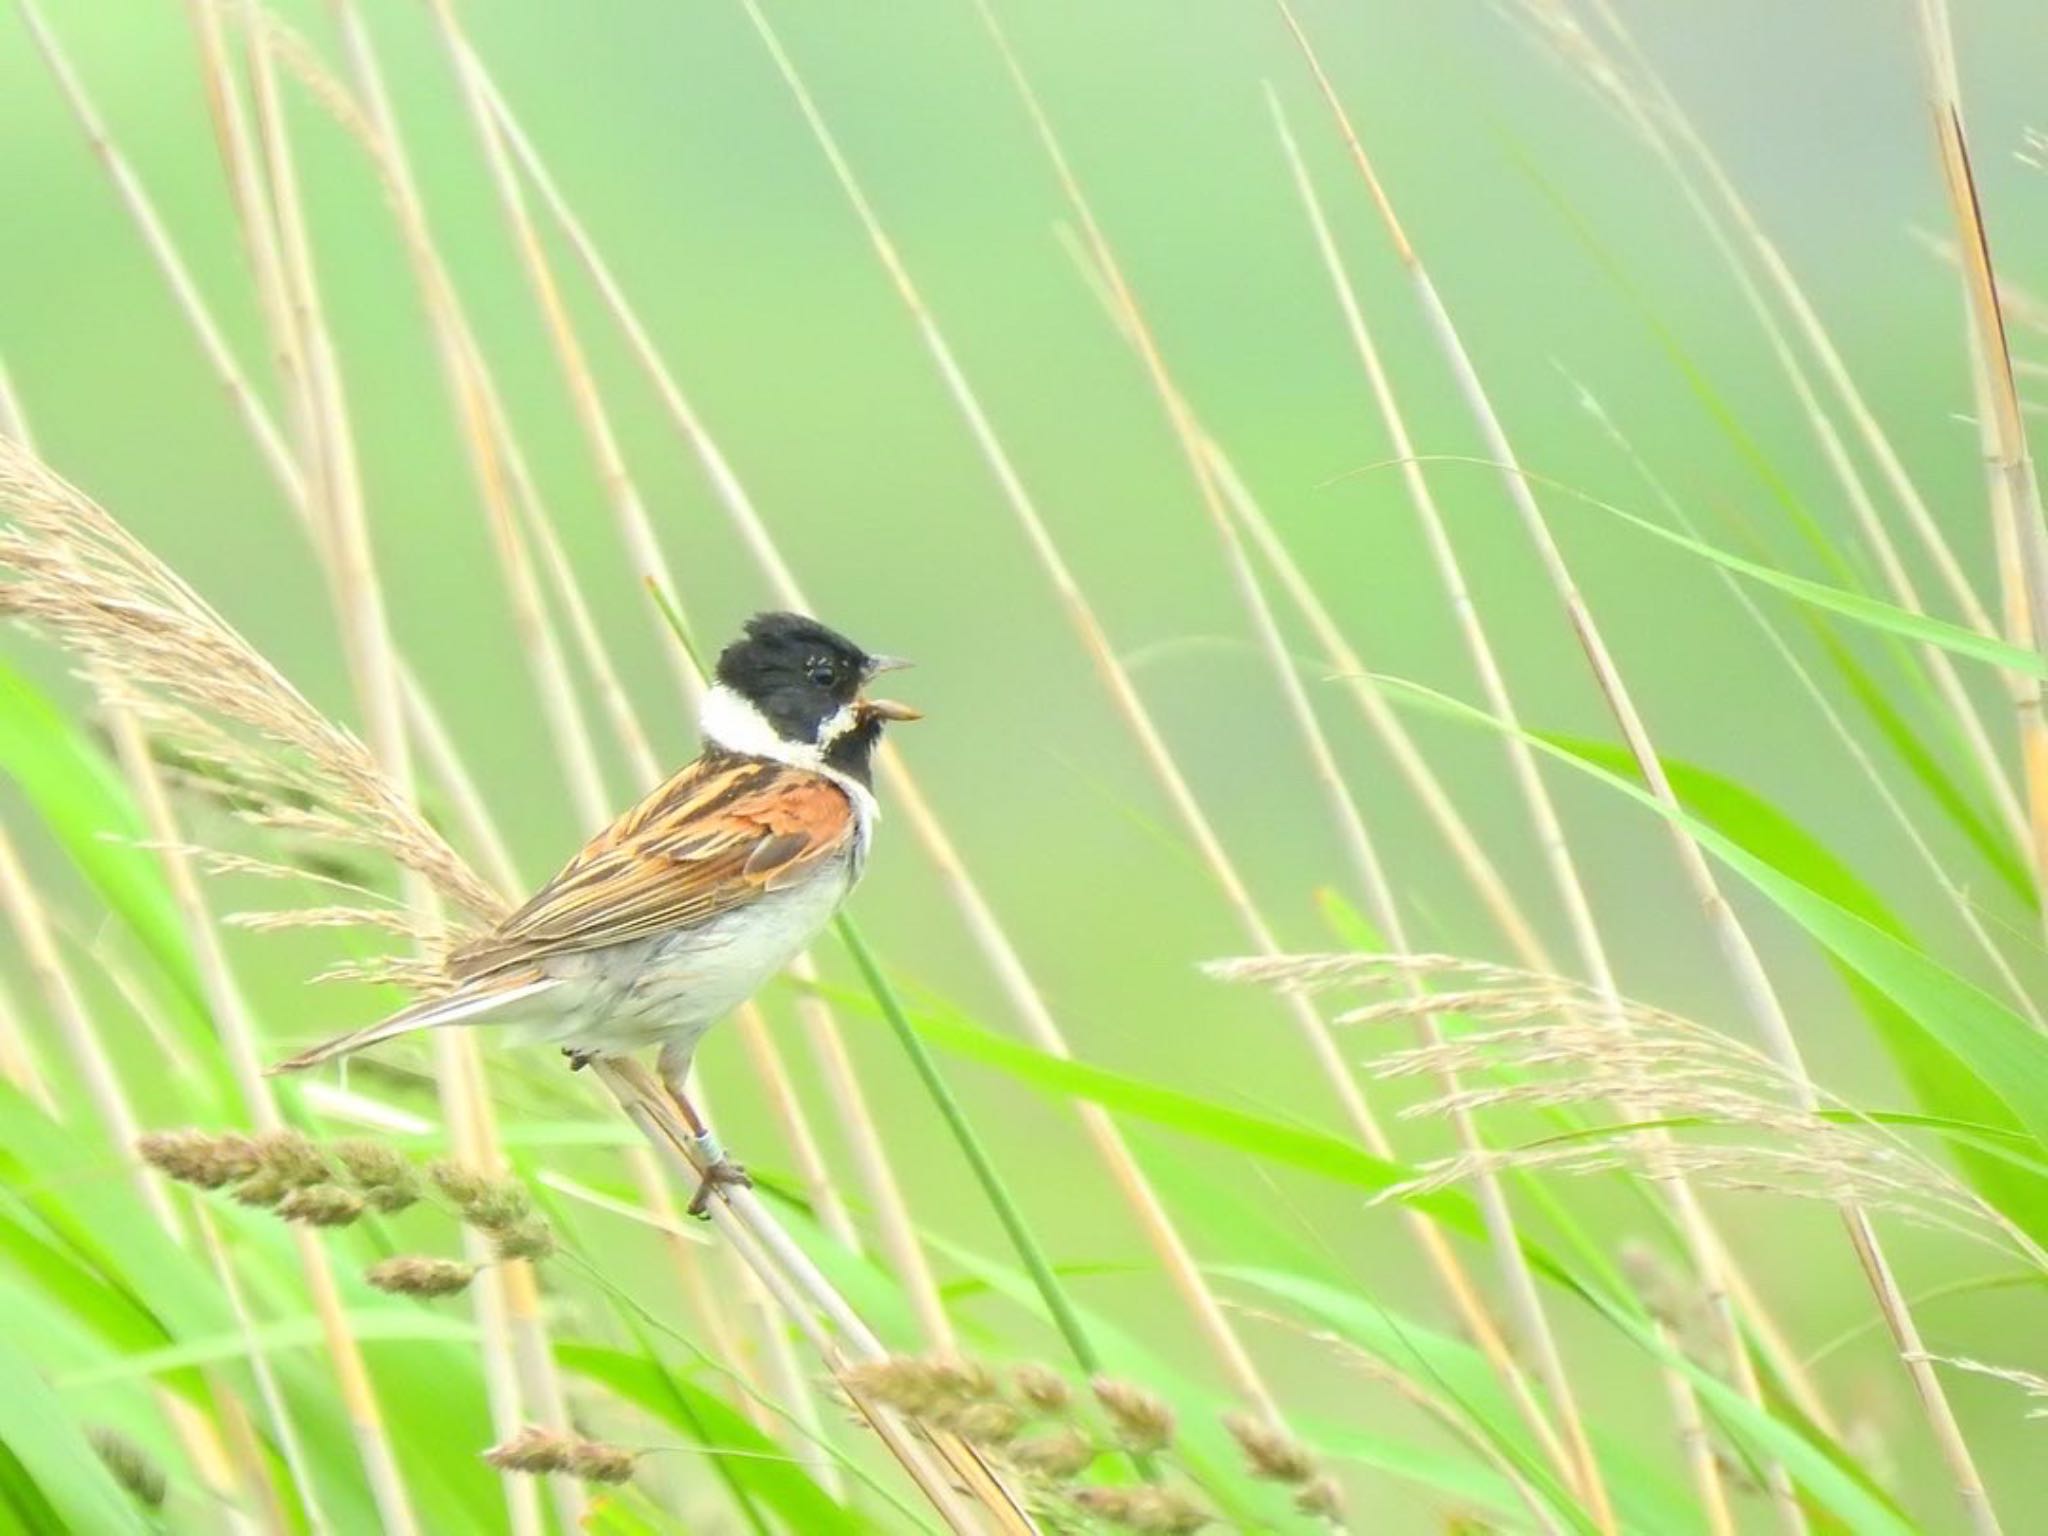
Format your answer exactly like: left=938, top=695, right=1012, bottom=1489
left=860, top=696, right=923, bottom=723
left=858, top=655, right=920, bottom=722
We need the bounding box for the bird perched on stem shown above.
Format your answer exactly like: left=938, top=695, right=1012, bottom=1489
left=274, top=612, right=920, bottom=1214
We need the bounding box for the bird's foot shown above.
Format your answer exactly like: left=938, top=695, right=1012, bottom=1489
left=562, top=1046, right=599, bottom=1072
left=687, top=1153, right=751, bottom=1219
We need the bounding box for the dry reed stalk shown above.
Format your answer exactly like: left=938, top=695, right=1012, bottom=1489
left=0, top=379, right=313, bottom=1530
left=1229, top=112, right=1797, bottom=1471
left=623, top=1148, right=780, bottom=1432
left=250, top=8, right=615, bottom=839
left=2, top=435, right=1029, bottom=1531
left=0, top=827, right=272, bottom=1532
left=792, top=952, right=958, bottom=1352
left=399, top=675, right=526, bottom=899
left=1575, top=381, right=2042, bottom=1023
left=109, top=695, right=423, bottom=1534
left=594, top=1059, right=1038, bottom=1535
left=1277, top=9, right=1999, bottom=1525
left=1912, top=0, right=2048, bottom=948
left=1530, top=0, right=2033, bottom=861
left=217, top=24, right=570, bottom=1524
left=0, top=966, right=52, bottom=1114
left=294, top=7, right=880, bottom=1316
left=62, top=14, right=852, bottom=1471
left=977, top=5, right=1601, bottom=1504
left=13, top=0, right=303, bottom=507
left=418, top=0, right=698, bottom=707
left=461, top=36, right=1269, bottom=1416
left=734, top=0, right=1593, bottom=1444
left=737, top=1002, right=861, bottom=1251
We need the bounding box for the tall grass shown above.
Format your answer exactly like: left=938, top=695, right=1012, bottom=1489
left=2, top=2, right=2045, bottom=1532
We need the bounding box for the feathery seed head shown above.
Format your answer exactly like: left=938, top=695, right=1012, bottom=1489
left=276, top=1183, right=365, bottom=1226
left=1091, top=1376, right=1175, bottom=1453
left=87, top=1427, right=166, bottom=1509
left=1223, top=1411, right=1317, bottom=1485
left=1071, top=1485, right=1212, bottom=1533
left=1008, top=1428, right=1096, bottom=1480
left=1013, top=1363, right=1072, bottom=1414
left=366, top=1255, right=478, bottom=1298
left=138, top=1129, right=261, bottom=1189
left=485, top=1426, right=636, bottom=1485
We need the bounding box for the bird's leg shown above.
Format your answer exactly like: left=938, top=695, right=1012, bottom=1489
left=658, top=1040, right=751, bottom=1218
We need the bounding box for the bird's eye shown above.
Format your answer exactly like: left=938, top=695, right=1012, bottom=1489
left=806, top=660, right=836, bottom=688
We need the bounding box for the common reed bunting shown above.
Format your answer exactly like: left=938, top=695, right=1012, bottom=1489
left=275, top=612, right=920, bottom=1212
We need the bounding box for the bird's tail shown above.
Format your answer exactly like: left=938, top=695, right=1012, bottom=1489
left=268, top=976, right=559, bottom=1074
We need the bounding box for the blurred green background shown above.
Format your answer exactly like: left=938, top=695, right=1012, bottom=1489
left=5, top=1, right=2047, bottom=1526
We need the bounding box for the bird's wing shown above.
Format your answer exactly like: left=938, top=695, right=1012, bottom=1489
left=450, top=753, right=856, bottom=979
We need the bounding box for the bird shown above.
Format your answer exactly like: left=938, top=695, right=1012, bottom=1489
left=272, top=611, right=921, bottom=1213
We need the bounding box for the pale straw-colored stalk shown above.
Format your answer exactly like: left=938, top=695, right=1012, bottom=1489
left=791, top=952, right=957, bottom=1351
left=57, top=5, right=830, bottom=1466
left=214, top=17, right=564, bottom=1524
left=1576, top=380, right=2041, bottom=1023
left=2, top=431, right=1027, bottom=1531
left=1266, top=89, right=1812, bottom=1505
left=265, top=15, right=911, bottom=1470
left=738, top=0, right=1581, bottom=1435
left=14, top=0, right=300, bottom=502
left=417, top=0, right=698, bottom=705
left=1544, top=0, right=2035, bottom=865
left=358, top=8, right=879, bottom=1296
left=1277, top=5, right=1997, bottom=1526
left=737, top=1003, right=861, bottom=1250
left=971, top=1, right=1597, bottom=1504
left=462, top=33, right=1273, bottom=1412
left=0, top=963, right=52, bottom=1113
left=0, top=827, right=269, bottom=1532
left=108, top=686, right=421, bottom=1534
left=0, top=376, right=297, bottom=1533
left=594, top=1058, right=1037, bottom=1535
left=1912, top=0, right=2048, bottom=949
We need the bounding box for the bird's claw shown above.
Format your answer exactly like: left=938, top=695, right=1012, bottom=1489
left=562, top=1047, right=599, bottom=1072
left=687, top=1156, right=751, bottom=1219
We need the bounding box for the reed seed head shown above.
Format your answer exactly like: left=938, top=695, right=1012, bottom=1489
left=366, top=1255, right=478, bottom=1298
left=484, top=1426, right=636, bottom=1486
left=944, top=1401, right=1023, bottom=1445
left=335, top=1139, right=421, bottom=1211
left=230, top=1168, right=290, bottom=1208
left=1013, top=1363, right=1072, bottom=1414
left=1223, top=1411, right=1317, bottom=1485
left=1295, top=1474, right=1345, bottom=1522
left=137, top=1129, right=261, bottom=1189
left=276, top=1183, right=365, bottom=1226
left=1008, top=1428, right=1096, bottom=1479
left=490, top=1216, right=556, bottom=1263
left=1070, top=1485, right=1211, bottom=1533
left=254, top=1129, right=332, bottom=1187
left=87, top=1426, right=166, bottom=1509
left=1091, top=1376, right=1175, bottom=1453
left=843, top=1353, right=1006, bottom=1418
